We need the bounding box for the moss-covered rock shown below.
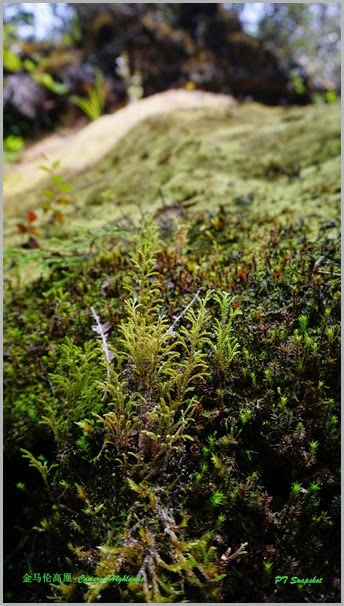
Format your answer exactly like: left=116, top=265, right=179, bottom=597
left=4, top=95, right=340, bottom=241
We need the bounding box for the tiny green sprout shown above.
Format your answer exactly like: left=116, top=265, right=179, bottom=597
left=243, top=347, right=250, bottom=361
left=296, top=357, right=306, bottom=373
left=269, top=327, right=278, bottom=340
left=304, top=334, right=312, bottom=349
left=76, top=436, right=88, bottom=451
left=309, top=482, right=320, bottom=493
left=327, top=398, right=334, bottom=409
left=36, top=518, right=50, bottom=532
left=263, top=561, right=273, bottom=573
left=230, top=487, right=240, bottom=503
left=16, top=481, right=26, bottom=492
left=70, top=69, right=106, bottom=121
left=39, top=158, right=73, bottom=222
left=326, top=327, right=335, bottom=344
left=210, top=490, right=226, bottom=507
left=239, top=408, right=252, bottom=425
left=59, top=479, right=69, bottom=488
left=264, top=368, right=272, bottom=384
left=250, top=372, right=257, bottom=388
left=279, top=328, right=286, bottom=341
left=279, top=395, right=287, bottom=410
left=309, top=440, right=319, bottom=455
left=324, top=307, right=331, bottom=319
left=298, top=314, right=308, bottom=334
left=217, top=513, right=226, bottom=527
left=207, top=433, right=217, bottom=450
left=293, top=331, right=302, bottom=346
left=291, top=481, right=302, bottom=496
left=329, top=414, right=338, bottom=426
left=312, top=341, right=318, bottom=355
left=245, top=449, right=258, bottom=463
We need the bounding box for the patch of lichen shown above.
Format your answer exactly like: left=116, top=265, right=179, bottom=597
left=4, top=203, right=340, bottom=602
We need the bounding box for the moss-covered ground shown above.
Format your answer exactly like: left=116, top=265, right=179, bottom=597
left=4, top=99, right=340, bottom=603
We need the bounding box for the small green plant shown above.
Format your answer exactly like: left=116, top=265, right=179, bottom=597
left=308, top=482, right=320, bottom=494
left=210, top=490, right=226, bottom=507
left=3, top=134, right=24, bottom=162
left=89, top=223, right=215, bottom=477
left=40, top=337, right=104, bottom=451
left=263, top=561, right=273, bottom=574
left=298, top=314, right=308, bottom=334
left=71, top=69, right=106, bottom=121
left=4, top=46, right=68, bottom=95
left=309, top=440, right=319, bottom=455
left=20, top=449, right=58, bottom=491
left=306, top=439, right=319, bottom=465
left=16, top=481, right=26, bottom=492
left=312, top=90, right=338, bottom=104
left=33, top=71, right=68, bottom=95
left=289, top=71, right=306, bottom=95
left=291, top=481, right=303, bottom=497
left=239, top=408, right=252, bottom=425
left=207, top=291, right=241, bottom=380
left=38, top=157, right=73, bottom=224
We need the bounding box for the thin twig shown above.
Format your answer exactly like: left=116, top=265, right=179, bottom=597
left=317, top=270, right=341, bottom=277
left=90, top=307, right=114, bottom=401
left=164, top=289, right=201, bottom=336
left=90, top=306, right=113, bottom=374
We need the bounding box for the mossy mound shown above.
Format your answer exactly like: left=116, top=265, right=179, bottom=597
left=4, top=99, right=340, bottom=247
left=4, top=99, right=340, bottom=603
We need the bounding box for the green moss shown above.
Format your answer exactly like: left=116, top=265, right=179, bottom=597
left=4, top=100, right=340, bottom=603
left=4, top=101, right=340, bottom=252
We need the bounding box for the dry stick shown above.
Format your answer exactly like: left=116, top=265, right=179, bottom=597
left=90, top=307, right=114, bottom=401
left=317, top=270, right=341, bottom=277
left=164, top=289, right=202, bottom=336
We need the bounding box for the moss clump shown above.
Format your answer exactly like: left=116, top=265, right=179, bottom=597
left=4, top=202, right=340, bottom=602
left=4, top=101, right=340, bottom=244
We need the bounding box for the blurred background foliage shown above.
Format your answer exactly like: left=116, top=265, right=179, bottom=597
left=3, top=3, right=341, bottom=150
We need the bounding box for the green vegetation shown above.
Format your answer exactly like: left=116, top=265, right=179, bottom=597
left=4, top=100, right=340, bottom=602
left=70, top=70, right=106, bottom=122
left=4, top=101, right=340, bottom=237
left=4, top=33, right=68, bottom=96
left=3, top=134, right=25, bottom=162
